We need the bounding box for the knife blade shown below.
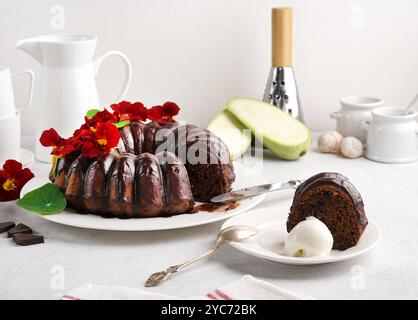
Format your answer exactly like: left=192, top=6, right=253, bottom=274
left=210, top=180, right=303, bottom=203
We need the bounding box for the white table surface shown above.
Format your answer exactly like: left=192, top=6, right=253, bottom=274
left=1, top=135, right=418, bottom=300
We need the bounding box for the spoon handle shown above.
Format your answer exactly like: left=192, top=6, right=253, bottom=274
left=145, top=246, right=218, bottom=287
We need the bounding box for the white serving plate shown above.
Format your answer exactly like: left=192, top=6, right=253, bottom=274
left=222, top=206, right=381, bottom=265
left=20, top=163, right=266, bottom=231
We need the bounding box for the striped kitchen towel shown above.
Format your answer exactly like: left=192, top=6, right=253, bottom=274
left=61, top=275, right=312, bottom=300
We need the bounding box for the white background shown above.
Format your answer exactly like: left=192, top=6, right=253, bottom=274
left=1, top=0, right=417, bottom=135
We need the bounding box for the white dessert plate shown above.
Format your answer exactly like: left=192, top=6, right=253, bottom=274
left=222, top=206, right=381, bottom=265
left=20, top=163, right=266, bottom=231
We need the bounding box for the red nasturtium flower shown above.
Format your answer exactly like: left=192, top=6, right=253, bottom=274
left=39, top=128, right=77, bottom=157
left=85, top=108, right=117, bottom=127
left=111, top=101, right=148, bottom=122
left=0, top=160, right=34, bottom=202
left=40, top=121, right=121, bottom=159
left=147, top=102, right=180, bottom=124
left=78, top=121, right=121, bottom=158
left=39, top=128, right=62, bottom=147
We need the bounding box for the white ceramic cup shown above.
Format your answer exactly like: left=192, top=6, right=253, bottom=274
left=330, top=96, right=384, bottom=143
left=0, top=113, right=21, bottom=164
left=362, top=107, right=418, bottom=163
left=0, top=66, right=34, bottom=120
left=0, top=66, right=34, bottom=164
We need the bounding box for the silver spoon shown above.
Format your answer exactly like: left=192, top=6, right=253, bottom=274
left=404, top=93, right=418, bottom=115
left=145, top=225, right=259, bottom=287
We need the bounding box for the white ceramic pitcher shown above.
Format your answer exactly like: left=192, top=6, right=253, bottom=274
left=16, top=34, right=132, bottom=162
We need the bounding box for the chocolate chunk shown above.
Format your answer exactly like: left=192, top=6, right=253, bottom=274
left=12, top=233, right=44, bottom=246
left=0, top=222, right=15, bottom=234
left=7, top=223, right=32, bottom=238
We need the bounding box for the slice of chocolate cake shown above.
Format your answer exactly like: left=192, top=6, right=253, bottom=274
left=287, top=172, right=368, bottom=250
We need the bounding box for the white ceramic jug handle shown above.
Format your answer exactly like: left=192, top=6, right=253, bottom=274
left=330, top=112, right=341, bottom=119
left=94, top=50, right=132, bottom=103
left=13, top=69, right=35, bottom=114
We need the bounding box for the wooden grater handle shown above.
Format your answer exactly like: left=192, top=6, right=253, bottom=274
left=272, top=7, right=293, bottom=67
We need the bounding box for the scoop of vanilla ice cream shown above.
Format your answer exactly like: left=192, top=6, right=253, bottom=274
left=285, top=217, right=334, bottom=257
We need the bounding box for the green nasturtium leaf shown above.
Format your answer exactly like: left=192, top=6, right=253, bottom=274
left=113, top=120, right=129, bottom=128
left=17, top=183, right=66, bottom=215
left=86, top=109, right=101, bottom=119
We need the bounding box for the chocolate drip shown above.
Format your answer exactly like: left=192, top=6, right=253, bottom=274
left=120, top=126, right=135, bottom=154
left=64, top=155, right=91, bottom=211
left=156, top=151, right=194, bottom=216
left=134, top=154, right=165, bottom=217
left=130, top=121, right=146, bottom=154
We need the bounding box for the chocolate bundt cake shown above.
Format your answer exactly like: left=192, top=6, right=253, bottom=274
left=51, top=121, right=235, bottom=218
left=287, top=173, right=368, bottom=250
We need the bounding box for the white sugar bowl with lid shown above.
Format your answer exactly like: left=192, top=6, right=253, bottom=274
left=362, top=107, right=418, bottom=163
left=330, top=96, right=384, bottom=143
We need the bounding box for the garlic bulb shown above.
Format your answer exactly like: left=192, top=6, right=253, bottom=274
left=317, top=131, right=343, bottom=153
left=340, top=137, right=363, bottom=158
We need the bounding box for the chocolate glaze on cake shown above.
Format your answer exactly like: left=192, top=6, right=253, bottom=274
left=143, top=122, right=235, bottom=201
left=51, top=121, right=235, bottom=218
left=287, top=172, right=368, bottom=250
